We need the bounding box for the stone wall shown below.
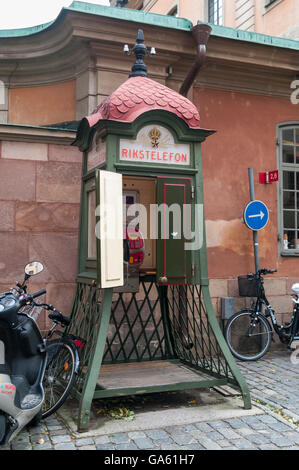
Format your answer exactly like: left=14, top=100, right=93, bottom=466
left=0, top=127, right=81, bottom=333
left=210, top=277, right=294, bottom=326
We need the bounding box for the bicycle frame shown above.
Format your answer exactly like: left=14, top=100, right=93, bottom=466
left=252, top=276, right=299, bottom=346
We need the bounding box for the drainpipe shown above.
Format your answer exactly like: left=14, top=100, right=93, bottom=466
left=177, top=24, right=211, bottom=350
left=179, top=23, right=211, bottom=97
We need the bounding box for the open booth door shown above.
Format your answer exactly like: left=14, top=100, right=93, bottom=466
left=95, top=170, right=124, bottom=289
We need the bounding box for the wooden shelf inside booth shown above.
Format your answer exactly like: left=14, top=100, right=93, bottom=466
left=93, top=361, right=227, bottom=398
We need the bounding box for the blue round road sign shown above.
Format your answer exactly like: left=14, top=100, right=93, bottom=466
left=244, top=200, right=269, bottom=231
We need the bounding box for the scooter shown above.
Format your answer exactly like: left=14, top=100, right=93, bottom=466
left=0, top=261, right=49, bottom=445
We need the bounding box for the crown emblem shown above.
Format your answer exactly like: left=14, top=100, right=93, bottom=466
left=149, top=127, right=161, bottom=148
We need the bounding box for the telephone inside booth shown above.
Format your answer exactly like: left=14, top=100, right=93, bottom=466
left=122, top=187, right=145, bottom=292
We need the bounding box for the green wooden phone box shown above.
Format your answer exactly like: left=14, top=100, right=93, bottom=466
left=67, top=30, right=250, bottom=431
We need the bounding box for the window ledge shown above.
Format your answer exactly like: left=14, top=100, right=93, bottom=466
left=281, top=251, right=299, bottom=257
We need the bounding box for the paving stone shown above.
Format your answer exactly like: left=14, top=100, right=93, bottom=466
left=115, top=442, right=139, bottom=450
left=267, top=422, right=294, bottom=432
left=270, top=436, right=295, bottom=448
left=183, top=424, right=198, bottom=432
left=54, top=442, right=76, bottom=450
left=259, top=444, right=279, bottom=450
left=208, top=431, right=227, bottom=441
left=94, top=435, right=110, bottom=445
left=50, top=434, right=72, bottom=444
left=33, top=441, right=52, bottom=450
left=128, top=431, right=147, bottom=440
left=145, top=429, right=169, bottom=440
left=78, top=445, right=97, bottom=450
left=209, top=420, right=230, bottom=430
left=96, top=444, right=115, bottom=451
left=28, top=424, right=48, bottom=435
left=217, top=428, right=240, bottom=440
left=181, top=444, right=203, bottom=450
left=225, top=418, right=247, bottom=429
left=109, top=433, right=130, bottom=444
left=11, top=441, right=33, bottom=450
left=217, top=439, right=232, bottom=447
left=195, top=437, right=222, bottom=450
left=164, top=425, right=184, bottom=434
left=232, top=438, right=257, bottom=450
left=160, top=443, right=182, bottom=450
left=134, top=437, right=155, bottom=449
left=237, top=427, right=256, bottom=436
left=75, top=437, right=95, bottom=447
left=240, top=418, right=267, bottom=430
left=245, top=433, right=270, bottom=445
left=47, top=425, right=63, bottom=431
left=172, top=433, right=197, bottom=446
left=284, top=432, right=299, bottom=445
left=154, top=437, right=173, bottom=445
left=31, top=433, right=50, bottom=443
left=194, top=422, right=213, bottom=433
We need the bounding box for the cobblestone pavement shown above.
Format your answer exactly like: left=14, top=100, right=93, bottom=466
left=236, top=349, right=299, bottom=422
left=2, top=350, right=299, bottom=451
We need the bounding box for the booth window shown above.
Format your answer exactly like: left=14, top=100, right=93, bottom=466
left=278, top=124, right=299, bottom=254
left=208, top=0, right=223, bottom=25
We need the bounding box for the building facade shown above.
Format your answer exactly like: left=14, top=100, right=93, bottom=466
left=0, top=2, right=298, bottom=333
left=121, top=0, right=299, bottom=39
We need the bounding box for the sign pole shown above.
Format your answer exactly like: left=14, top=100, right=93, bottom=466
left=248, top=168, right=260, bottom=273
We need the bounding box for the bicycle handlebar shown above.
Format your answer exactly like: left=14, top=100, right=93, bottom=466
left=19, top=290, right=70, bottom=327
left=248, top=268, right=277, bottom=278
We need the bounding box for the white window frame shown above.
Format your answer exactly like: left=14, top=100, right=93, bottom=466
left=277, top=122, right=299, bottom=256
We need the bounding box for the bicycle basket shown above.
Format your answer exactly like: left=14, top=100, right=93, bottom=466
left=238, top=276, right=258, bottom=297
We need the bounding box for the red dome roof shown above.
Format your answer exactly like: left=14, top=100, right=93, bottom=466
left=86, top=76, right=201, bottom=129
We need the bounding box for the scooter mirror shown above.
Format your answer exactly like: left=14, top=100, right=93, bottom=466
left=24, top=261, right=44, bottom=276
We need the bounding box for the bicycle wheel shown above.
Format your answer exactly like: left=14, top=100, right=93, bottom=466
left=224, top=310, right=272, bottom=361
left=42, top=339, right=77, bottom=419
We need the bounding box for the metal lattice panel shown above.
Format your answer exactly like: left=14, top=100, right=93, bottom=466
left=165, top=284, right=233, bottom=380
left=67, top=280, right=235, bottom=394
left=103, top=280, right=165, bottom=363
left=67, top=282, right=103, bottom=393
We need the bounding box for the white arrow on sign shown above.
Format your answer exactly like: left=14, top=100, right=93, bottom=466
left=248, top=211, right=265, bottom=220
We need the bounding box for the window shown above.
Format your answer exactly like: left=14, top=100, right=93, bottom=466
left=168, top=6, right=178, bottom=17
left=278, top=124, right=299, bottom=253
left=264, top=0, right=283, bottom=11
left=208, top=0, right=223, bottom=25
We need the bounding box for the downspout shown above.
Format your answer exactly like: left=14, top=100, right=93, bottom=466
left=178, top=24, right=211, bottom=351
left=179, top=24, right=211, bottom=97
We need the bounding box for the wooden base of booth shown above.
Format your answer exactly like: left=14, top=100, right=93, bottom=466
left=92, top=360, right=228, bottom=399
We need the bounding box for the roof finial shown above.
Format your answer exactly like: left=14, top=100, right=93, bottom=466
left=123, top=29, right=156, bottom=78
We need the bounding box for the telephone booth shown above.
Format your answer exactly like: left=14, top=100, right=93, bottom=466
left=68, top=31, right=250, bottom=431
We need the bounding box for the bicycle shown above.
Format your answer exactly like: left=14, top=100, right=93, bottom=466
left=224, top=268, right=299, bottom=361
left=20, top=298, right=83, bottom=419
